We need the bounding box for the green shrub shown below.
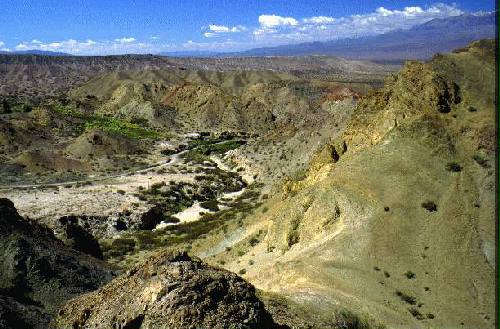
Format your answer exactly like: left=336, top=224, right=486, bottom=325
left=445, top=162, right=462, bottom=172
left=404, top=271, right=416, bottom=279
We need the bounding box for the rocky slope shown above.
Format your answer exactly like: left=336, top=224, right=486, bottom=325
left=0, top=54, right=396, bottom=104
left=56, top=251, right=278, bottom=329
left=210, top=40, right=496, bottom=328
left=0, top=198, right=115, bottom=328
left=69, top=69, right=357, bottom=134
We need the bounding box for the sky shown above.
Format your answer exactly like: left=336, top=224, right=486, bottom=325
left=0, top=1, right=495, bottom=55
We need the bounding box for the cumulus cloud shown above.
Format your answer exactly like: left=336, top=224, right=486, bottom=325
left=203, top=24, right=246, bottom=38
left=252, top=3, right=464, bottom=43
left=302, top=16, right=335, bottom=24
left=115, top=37, right=136, bottom=43
left=13, top=38, right=174, bottom=55
left=258, top=15, right=298, bottom=28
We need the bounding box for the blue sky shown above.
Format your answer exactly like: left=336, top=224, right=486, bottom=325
left=0, top=1, right=495, bottom=54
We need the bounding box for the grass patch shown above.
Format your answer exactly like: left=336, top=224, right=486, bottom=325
left=51, top=104, right=168, bottom=139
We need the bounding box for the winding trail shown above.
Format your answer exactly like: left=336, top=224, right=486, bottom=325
left=0, top=152, right=184, bottom=191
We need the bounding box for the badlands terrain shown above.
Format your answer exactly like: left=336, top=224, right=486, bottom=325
left=0, top=40, right=496, bottom=328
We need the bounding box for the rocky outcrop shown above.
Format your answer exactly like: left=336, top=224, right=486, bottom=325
left=58, top=215, right=104, bottom=259
left=0, top=198, right=114, bottom=328
left=56, top=251, right=279, bottom=329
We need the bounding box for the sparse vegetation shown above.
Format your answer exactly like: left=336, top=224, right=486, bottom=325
left=395, top=290, right=417, bottom=305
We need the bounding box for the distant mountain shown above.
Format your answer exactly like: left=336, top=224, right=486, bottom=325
left=229, top=12, right=497, bottom=62
left=0, top=50, right=70, bottom=56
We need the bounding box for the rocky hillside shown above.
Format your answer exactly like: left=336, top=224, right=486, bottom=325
left=0, top=198, right=115, bottom=328
left=56, top=251, right=278, bottom=329
left=211, top=39, right=496, bottom=328
left=69, top=69, right=332, bottom=133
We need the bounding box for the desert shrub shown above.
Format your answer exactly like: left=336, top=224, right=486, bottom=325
left=238, top=269, right=246, bottom=275
left=408, top=308, right=425, bottom=320
left=249, top=237, right=260, bottom=247
left=404, top=271, right=416, bottom=279
left=445, top=162, right=462, bottom=172
left=472, top=154, right=490, bottom=168
left=421, top=201, right=438, bottom=212
left=200, top=200, right=219, bottom=212
left=395, top=290, right=416, bottom=305
left=111, top=238, right=136, bottom=253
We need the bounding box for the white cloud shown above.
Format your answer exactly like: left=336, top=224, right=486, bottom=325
left=182, top=39, right=240, bottom=50
left=252, top=3, right=465, bottom=43
left=303, top=16, right=335, bottom=24
left=150, top=36, right=160, bottom=40
left=258, top=15, right=298, bottom=28
left=0, top=41, right=9, bottom=52
left=15, top=43, right=29, bottom=50
left=203, top=24, right=246, bottom=38
left=208, top=24, right=244, bottom=33
left=13, top=38, right=176, bottom=55
left=115, top=37, right=136, bottom=43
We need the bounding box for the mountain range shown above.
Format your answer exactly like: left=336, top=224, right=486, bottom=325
left=0, top=50, right=70, bottom=56
left=229, top=12, right=497, bottom=62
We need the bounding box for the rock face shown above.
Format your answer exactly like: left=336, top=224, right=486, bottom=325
left=56, top=251, right=278, bottom=329
left=0, top=198, right=114, bottom=328
left=0, top=295, right=52, bottom=329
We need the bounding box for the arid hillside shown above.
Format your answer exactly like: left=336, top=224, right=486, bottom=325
left=203, top=39, right=497, bottom=329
